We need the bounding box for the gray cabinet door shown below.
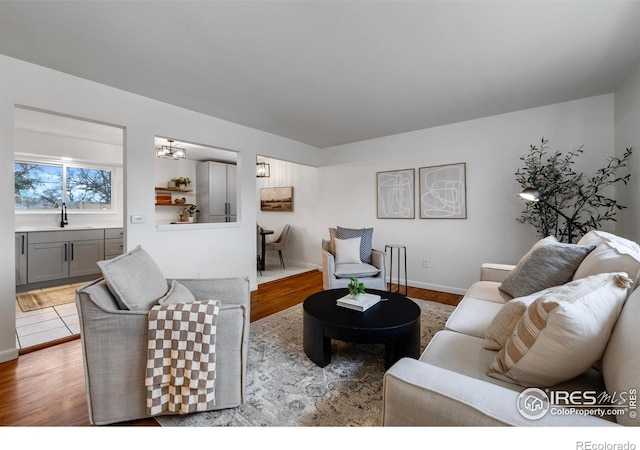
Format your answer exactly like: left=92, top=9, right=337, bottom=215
left=208, top=161, right=228, bottom=216
left=69, top=239, right=104, bottom=277
left=27, top=241, right=69, bottom=283
left=226, top=163, right=237, bottom=218
left=15, top=233, right=27, bottom=286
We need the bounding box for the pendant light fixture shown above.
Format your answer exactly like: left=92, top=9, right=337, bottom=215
left=256, top=161, right=270, bottom=178
left=156, top=139, right=187, bottom=160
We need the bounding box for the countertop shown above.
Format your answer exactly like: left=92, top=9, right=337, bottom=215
left=15, top=225, right=123, bottom=232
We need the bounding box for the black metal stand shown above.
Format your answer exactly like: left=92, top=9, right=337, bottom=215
left=385, top=244, right=407, bottom=295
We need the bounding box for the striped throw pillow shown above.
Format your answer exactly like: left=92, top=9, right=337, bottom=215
left=487, top=272, right=632, bottom=387
left=483, top=292, right=542, bottom=351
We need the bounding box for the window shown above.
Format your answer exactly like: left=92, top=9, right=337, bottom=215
left=15, top=159, right=113, bottom=211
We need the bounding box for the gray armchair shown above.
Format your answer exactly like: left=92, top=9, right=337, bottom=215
left=321, top=227, right=386, bottom=290
left=76, top=276, right=250, bottom=425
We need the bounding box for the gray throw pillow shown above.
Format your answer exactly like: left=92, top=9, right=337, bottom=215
left=97, top=245, right=169, bottom=310
left=158, top=280, right=197, bottom=305
left=499, top=236, right=596, bottom=298
left=337, top=226, right=374, bottom=263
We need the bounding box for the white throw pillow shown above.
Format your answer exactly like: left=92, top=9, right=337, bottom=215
left=577, top=230, right=640, bottom=253
left=487, top=272, right=632, bottom=387
left=574, top=231, right=640, bottom=289
left=334, top=237, right=362, bottom=264
left=337, top=226, right=374, bottom=263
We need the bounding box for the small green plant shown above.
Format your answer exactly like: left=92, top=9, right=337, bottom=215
left=171, top=177, right=191, bottom=187
left=185, top=204, right=200, bottom=217
left=347, top=277, right=366, bottom=297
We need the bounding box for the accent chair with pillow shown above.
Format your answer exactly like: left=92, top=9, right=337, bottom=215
left=321, top=226, right=386, bottom=290
left=383, top=231, right=640, bottom=426
left=76, top=245, right=250, bottom=425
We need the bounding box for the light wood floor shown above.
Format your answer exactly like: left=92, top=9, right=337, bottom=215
left=0, top=270, right=462, bottom=426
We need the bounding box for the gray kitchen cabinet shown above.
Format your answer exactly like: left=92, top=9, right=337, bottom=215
left=196, top=161, right=237, bottom=223
left=69, top=239, right=105, bottom=277
left=15, top=233, right=27, bottom=285
left=27, top=229, right=104, bottom=284
left=104, top=228, right=124, bottom=259
left=27, top=241, right=69, bottom=283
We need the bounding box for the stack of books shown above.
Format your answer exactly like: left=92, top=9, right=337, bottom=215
left=336, top=293, right=381, bottom=312
left=156, top=193, right=172, bottom=205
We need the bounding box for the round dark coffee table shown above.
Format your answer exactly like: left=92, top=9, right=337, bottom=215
left=303, top=288, right=421, bottom=369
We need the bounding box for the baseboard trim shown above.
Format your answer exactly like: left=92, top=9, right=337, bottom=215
left=398, top=279, right=467, bottom=296
left=324, top=273, right=466, bottom=296
left=262, top=257, right=319, bottom=271
left=261, top=259, right=467, bottom=295
left=0, top=347, right=19, bottom=363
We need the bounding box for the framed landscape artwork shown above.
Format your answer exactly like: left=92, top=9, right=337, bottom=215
left=261, top=186, right=294, bottom=212
left=419, top=163, right=467, bottom=219
left=376, top=168, right=415, bottom=219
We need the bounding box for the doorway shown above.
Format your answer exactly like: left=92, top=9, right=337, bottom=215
left=14, top=107, right=124, bottom=351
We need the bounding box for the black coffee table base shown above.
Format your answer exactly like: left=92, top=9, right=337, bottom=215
left=303, top=289, right=421, bottom=369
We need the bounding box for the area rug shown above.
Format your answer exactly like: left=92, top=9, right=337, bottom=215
left=156, top=298, right=455, bottom=427
left=16, top=283, right=84, bottom=312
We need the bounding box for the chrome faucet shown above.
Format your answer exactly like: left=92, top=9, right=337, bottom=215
left=60, top=202, right=68, bottom=227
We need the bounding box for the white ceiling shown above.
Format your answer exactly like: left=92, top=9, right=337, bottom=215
left=2, top=1, right=640, bottom=149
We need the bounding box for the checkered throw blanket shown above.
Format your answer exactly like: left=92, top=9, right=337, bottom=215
left=145, top=300, right=221, bottom=416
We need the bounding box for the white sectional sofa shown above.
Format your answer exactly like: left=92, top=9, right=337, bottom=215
left=382, top=231, right=640, bottom=426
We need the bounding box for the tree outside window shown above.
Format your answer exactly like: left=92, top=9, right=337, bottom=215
left=15, top=161, right=113, bottom=211
left=66, top=167, right=112, bottom=209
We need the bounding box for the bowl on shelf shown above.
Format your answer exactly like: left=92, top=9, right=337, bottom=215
left=174, top=198, right=187, bottom=205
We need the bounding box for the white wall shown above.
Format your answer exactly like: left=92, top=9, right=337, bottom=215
left=252, top=95, right=618, bottom=296
left=0, top=55, right=321, bottom=363
left=15, top=128, right=122, bottom=164
left=316, top=95, right=616, bottom=294
left=615, top=58, right=640, bottom=243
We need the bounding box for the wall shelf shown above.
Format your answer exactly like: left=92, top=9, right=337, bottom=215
left=155, top=203, right=195, bottom=207
left=155, top=187, right=193, bottom=193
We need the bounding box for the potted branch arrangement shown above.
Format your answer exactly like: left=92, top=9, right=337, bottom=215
left=515, top=138, right=632, bottom=243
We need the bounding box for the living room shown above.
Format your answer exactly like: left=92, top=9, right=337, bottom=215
left=1, top=1, right=640, bottom=445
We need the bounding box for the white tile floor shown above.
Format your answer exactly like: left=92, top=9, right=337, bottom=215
left=15, top=299, right=80, bottom=350
left=15, top=261, right=316, bottom=350
left=257, top=260, right=315, bottom=283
